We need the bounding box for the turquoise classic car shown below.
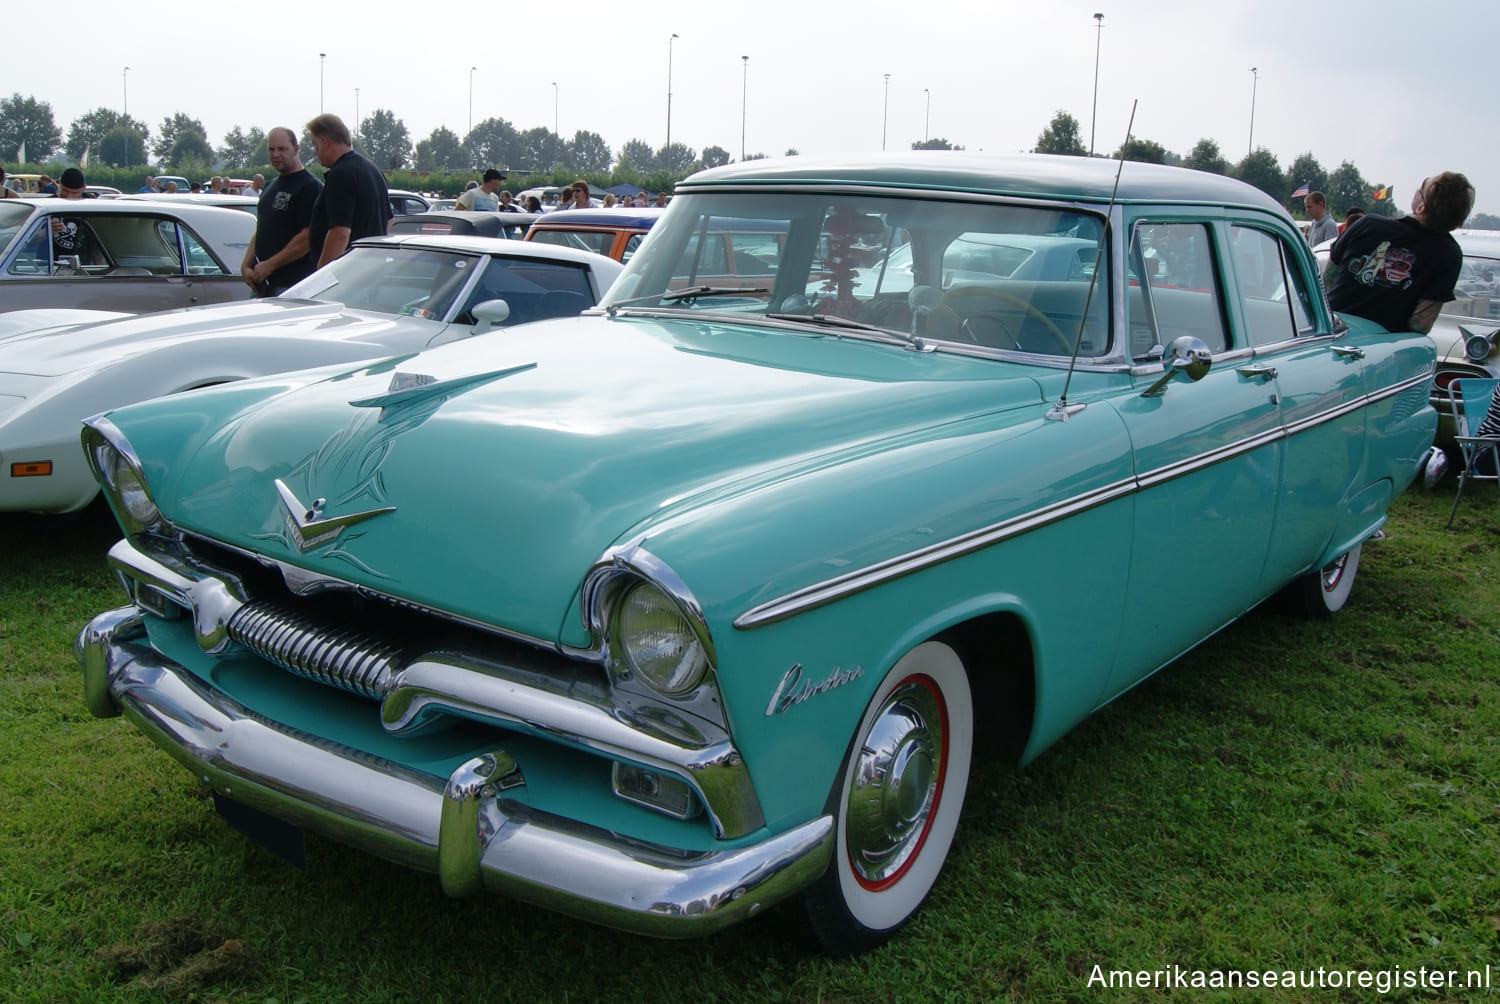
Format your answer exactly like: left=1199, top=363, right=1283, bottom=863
left=76, top=154, right=1437, bottom=954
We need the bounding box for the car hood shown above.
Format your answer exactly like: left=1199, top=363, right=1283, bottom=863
left=125, top=315, right=1047, bottom=643
left=0, top=307, right=134, bottom=340
left=0, top=298, right=428, bottom=378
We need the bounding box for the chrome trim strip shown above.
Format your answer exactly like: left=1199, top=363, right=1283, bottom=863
left=104, top=539, right=764, bottom=839
left=734, top=477, right=1137, bottom=628
left=736, top=369, right=1436, bottom=628
left=76, top=610, right=830, bottom=938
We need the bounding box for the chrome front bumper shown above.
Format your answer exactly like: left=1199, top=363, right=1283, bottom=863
left=77, top=606, right=833, bottom=938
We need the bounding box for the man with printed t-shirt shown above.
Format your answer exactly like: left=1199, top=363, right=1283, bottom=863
left=241, top=126, right=323, bottom=296
left=1327, top=172, right=1474, bottom=334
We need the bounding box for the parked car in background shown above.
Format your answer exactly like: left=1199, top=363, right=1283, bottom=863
left=525, top=207, right=662, bottom=262
left=120, top=192, right=260, bottom=215
left=84, top=185, right=123, bottom=199
left=1318, top=230, right=1500, bottom=450
left=0, top=198, right=255, bottom=313
left=153, top=175, right=191, bottom=192
left=0, top=235, right=621, bottom=513
left=390, top=211, right=538, bottom=239
left=76, top=154, right=1435, bottom=955
left=388, top=189, right=432, bottom=217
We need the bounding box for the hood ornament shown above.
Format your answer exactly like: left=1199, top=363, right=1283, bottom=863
left=274, top=479, right=395, bottom=552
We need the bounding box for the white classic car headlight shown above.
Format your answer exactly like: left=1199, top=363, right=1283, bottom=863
left=613, top=580, right=708, bottom=696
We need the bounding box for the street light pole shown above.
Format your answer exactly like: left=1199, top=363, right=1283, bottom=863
left=354, top=88, right=359, bottom=149
left=666, top=33, right=679, bottom=155
left=881, top=73, right=891, bottom=151
left=468, top=66, right=476, bottom=138
left=740, top=56, right=749, bottom=161
left=1248, top=66, right=1258, bottom=156
left=923, top=88, right=930, bottom=143
left=1090, top=12, right=1104, bottom=155
left=122, top=66, right=130, bottom=169
left=552, top=81, right=559, bottom=169
left=319, top=53, right=326, bottom=113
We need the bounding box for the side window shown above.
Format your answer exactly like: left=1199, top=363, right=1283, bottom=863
left=1128, top=222, right=1229, bottom=358
left=620, top=233, right=644, bottom=264
left=179, top=226, right=226, bottom=275
left=1229, top=226, right=1315, bottom=346
left=7, top=220, right=52, bottom=275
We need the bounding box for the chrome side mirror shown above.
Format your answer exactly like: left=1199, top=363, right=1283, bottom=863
left=1141, top=335, right=1212, bottom=397
left=471, top=298, right=511, bottom=334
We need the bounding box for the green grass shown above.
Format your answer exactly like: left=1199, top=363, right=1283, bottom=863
left=3, top=488, right=1498, bottom=1003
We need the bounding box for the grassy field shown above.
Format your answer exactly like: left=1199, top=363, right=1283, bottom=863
left=2, top=486, right=1497, bottom=1003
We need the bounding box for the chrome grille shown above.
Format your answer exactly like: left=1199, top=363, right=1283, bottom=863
left=225, top=601, right=401, bottom=700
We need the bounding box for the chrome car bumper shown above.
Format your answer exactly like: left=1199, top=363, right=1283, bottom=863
left=77, top=606, right=833, bottom=937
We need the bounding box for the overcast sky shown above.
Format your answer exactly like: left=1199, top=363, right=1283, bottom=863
left=12, top=0, right=1496, bottom=215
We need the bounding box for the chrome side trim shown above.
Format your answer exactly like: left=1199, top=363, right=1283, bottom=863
left=736, top=370, right=1436, bottom=628
left=735, top=476, right=1137, bottom=628
left=76, top=611, right=830, bottom=938
left=104, top=539, right=764, bottom=839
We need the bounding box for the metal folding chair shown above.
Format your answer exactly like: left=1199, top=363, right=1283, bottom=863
left=1446, top=377, right=1500, bottom=528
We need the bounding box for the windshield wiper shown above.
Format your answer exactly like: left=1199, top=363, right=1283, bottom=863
left=604, top=285, right=770, bottom=315
left=662, top=285, right=770, bottom=303
left=765, top=311, right=922, bottom=348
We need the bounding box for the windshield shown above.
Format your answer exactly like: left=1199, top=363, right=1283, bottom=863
left=1444, top=253, right=1500, bottom=320
left=601, top=192, right=1109, bottom=356
left=0, top=202, right=35, bottom=251
left=285, top=245, right=481, bottom=319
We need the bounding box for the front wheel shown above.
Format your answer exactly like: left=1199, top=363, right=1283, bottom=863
left=802, top=640, right=974, bottom=955
left=1281, top=543, right=1362, bottom=618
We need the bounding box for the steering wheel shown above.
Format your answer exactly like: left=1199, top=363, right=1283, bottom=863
left=930, top=286, right=1073, bottom=353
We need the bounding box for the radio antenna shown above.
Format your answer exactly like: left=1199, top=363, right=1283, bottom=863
left=1047, top=99, right=1137, bottom=422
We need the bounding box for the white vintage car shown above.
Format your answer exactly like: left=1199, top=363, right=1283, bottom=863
left=0, top=235, right=622, bottom=514
left=0, top=197, right=257, bottom=314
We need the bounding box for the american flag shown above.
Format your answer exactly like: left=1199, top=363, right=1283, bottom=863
left=1290, top=183, right=1311, bottom=198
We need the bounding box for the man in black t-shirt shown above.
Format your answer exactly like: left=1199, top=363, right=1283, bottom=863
left=304, top=113, right=391, bottom=269
left=1327, top=172, right=1474, bottom=333
left=241, top=126, right=323, bottom=295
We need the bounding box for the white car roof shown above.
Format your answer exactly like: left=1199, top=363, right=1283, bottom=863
left=354, top=233, right=624, bottom=273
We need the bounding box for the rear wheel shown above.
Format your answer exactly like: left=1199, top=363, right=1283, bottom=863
left=802, top=641, right=973, bottom=955
left=1281, top=543, right=1361, bottom=618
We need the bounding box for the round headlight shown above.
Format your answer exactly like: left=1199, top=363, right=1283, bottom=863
left=614, top=581, right=707, bottom=696
left=103, top=447, right=159, bottom=529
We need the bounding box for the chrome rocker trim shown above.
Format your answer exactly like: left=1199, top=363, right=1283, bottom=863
left=77, top=606, right=832, bottom=938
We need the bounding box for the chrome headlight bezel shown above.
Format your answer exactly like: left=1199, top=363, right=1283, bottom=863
left=80, top=418, right=164, bottom=537
left=581, top=543, right=718, bottom=702
left=610, top=579, right=709, bottom=697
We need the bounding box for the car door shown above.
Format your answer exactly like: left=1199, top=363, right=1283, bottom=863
left=1103, top=219, right=1284, bottom=701
left=1225, top=223, right=1367, bottom=590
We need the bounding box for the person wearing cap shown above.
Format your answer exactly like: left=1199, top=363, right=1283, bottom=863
left=455, top=169, right=507, bottom=212
left=49, top=167, right=91, bottom=266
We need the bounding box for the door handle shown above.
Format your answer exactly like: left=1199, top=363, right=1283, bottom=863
left=1331, top=344, right=1365, bottom=360
left=1236, top=365, right=1278, bottom=382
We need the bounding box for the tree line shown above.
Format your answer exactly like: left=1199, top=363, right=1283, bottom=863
left=0, top=92, right=777, bottom=194
left=1032, top=110, right=1498, bottom=230
left=4, top=93, right=1492, bottom=229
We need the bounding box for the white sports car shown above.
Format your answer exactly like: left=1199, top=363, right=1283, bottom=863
left=0, top=235, right=623, bottom=513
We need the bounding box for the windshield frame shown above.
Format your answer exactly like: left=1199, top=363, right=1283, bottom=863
left=599, top=189, right=1113, bottom=365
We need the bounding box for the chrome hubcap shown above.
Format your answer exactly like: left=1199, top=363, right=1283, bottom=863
left=1322, top=553, right=1348, bottom=593
left=845, top=679, right=944, bottom=887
